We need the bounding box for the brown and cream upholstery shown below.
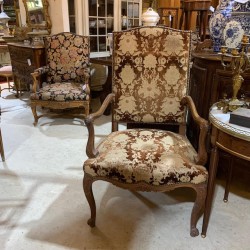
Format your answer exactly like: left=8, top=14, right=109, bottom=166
left=83, top=26, right=209, bottom=237
left=30, top=32, right=90, bottom=125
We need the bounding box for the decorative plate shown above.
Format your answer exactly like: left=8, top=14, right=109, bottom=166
left=223, top=20, right=244, bottom=48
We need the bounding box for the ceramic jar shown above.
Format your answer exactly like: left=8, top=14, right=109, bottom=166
left=141, top=8, right=160, bottom=26
left=209, top=0, right=235, bottom=51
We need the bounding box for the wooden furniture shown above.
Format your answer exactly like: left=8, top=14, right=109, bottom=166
left=158, top=7, right=180, bottom=29
left=201, top=105, right=250, bottom=237
left=0, top=65, right=14, bottom=96
left=30, top=32, right=90, bottom=125
left=8, top=42, right=45, bottom=97
left=180, top=0, right=211, bottom=41
left=83, top=26, right=209, bottom=237
left=90, top=56, right=112, bottom=115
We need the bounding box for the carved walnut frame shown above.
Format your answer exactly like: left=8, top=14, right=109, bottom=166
left=83, top=94, right=209, bottom=237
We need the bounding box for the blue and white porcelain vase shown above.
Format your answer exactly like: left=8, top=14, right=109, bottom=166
left=225, top=0, right=250, bottom=47
left=209, top=0, right=235, bottom=51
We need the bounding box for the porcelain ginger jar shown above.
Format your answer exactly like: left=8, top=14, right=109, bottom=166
left=141, top=8, right=160, bottom=26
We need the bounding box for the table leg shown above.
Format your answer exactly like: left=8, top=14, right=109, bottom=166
left=223, top=156, right=234, bottom=202
left=201, top=144, right=219, bottom=237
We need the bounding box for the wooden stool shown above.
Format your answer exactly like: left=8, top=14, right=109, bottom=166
left=180, top=0, right=211, bottom=41
left=158, top=7, right=180, bottom=29
left=0, top=65, right=14, bottom=96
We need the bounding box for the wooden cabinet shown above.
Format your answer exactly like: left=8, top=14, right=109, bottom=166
left=7, top=42, right=45, bottom=93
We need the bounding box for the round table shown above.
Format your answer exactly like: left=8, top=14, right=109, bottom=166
left=201, top=104, right=250, bottom=237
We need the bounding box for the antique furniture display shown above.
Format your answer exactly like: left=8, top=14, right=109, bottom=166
left=0, top=65, right=13, bottom=96
left=201, top=104, right=250, bottom=237
left=30, top=32, right=90, bottom=125
left=8, top=42, right=45, bottom=97
left=22, top=0, right=51, bottom=35
left=83, top=26, right=209, bottom=237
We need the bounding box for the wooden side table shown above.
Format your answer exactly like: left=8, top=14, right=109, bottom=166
left=201, top=104, right=250, bottom=237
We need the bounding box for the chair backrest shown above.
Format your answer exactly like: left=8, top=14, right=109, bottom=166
left=112, top=26, right=192, bottom=125
left=44, top=32, right=90, bottom=84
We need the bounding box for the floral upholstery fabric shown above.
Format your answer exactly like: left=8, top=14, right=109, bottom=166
left=84, top=129, right=208, bottom=185
left=30, top=82, right=88, bottom=101
left=44, top=32, right=90, bottom=84
left=112, top=27, right=192, bottom=124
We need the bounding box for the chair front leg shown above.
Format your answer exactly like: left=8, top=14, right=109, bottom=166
left=190, top=184, right=207, bottom=237
left=83, top=173, right=96, bottom=227
left=31, top=104, right=39, bottom=126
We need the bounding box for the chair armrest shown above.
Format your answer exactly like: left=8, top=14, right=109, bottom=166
left=181, top=96, right=209, bottom=165
left=31, top=66, right=49, bottom=93
left=85, top=93, right=115, bottom=158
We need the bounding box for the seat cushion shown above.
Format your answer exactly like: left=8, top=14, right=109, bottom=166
left=0, top=65, right=13, bottom=76
left=30, top=82, right=88, bottom=101
left=84, top=129, right=208, bottom=186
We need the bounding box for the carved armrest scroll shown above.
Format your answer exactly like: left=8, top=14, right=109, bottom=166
left=181, top=96, right=209, bottom=165
left=85, top=93, right=115, bottom=158
left=31, top=66, right=49, bottom=93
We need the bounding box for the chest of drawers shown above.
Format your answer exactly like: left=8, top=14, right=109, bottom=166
left=8, top=42, right=45, bottom=92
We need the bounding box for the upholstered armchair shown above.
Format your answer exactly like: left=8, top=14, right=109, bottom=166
left=83, top=26, right=209, bottom=237
left=30, top=32, right=90, bottom=125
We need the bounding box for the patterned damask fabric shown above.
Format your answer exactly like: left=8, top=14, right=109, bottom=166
left=112, top=27, right=192, bottom=124
left=30, top=82, right=88, bottom=101
left=44, top=32, right=90, bottom=84
left=84, top=129, right=208, bottom=185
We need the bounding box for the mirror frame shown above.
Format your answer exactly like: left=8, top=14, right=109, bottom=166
left=22, top=0, right=52, bottom=34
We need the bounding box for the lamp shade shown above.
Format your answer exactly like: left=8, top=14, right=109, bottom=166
left=0, top=11, right=10, bottom=23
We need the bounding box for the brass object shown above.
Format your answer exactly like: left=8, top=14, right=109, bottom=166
left=219, top=34, right=250, bottom=112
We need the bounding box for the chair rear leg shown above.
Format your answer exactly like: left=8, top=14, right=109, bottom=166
left=83, top=173, right=96, bottom=227
left=190, top=184, right=207, bottom=237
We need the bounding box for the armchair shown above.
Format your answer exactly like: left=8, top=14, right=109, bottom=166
left=30, top=32, right=90, bottom=125
left=83, top=26, right=209, bottom=237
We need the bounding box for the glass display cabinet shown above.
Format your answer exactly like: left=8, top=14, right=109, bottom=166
left=68, top=0, right=142, bottom=55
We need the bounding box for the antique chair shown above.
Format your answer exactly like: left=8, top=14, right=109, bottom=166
left=0, top=65, right=14, bottom=96
left=30, top=32, right=90, bottom=125
left=83, top=26, right=209, bottom=237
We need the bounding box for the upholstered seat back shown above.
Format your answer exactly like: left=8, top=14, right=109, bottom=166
left=112, top=27, right=192, bottom=124
left=44, top=32, right=90, bottom=84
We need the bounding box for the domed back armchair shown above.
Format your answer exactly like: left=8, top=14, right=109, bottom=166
left=83, top=26, right=209, bottom=237
left=30, top=32, right=90, bottom=125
